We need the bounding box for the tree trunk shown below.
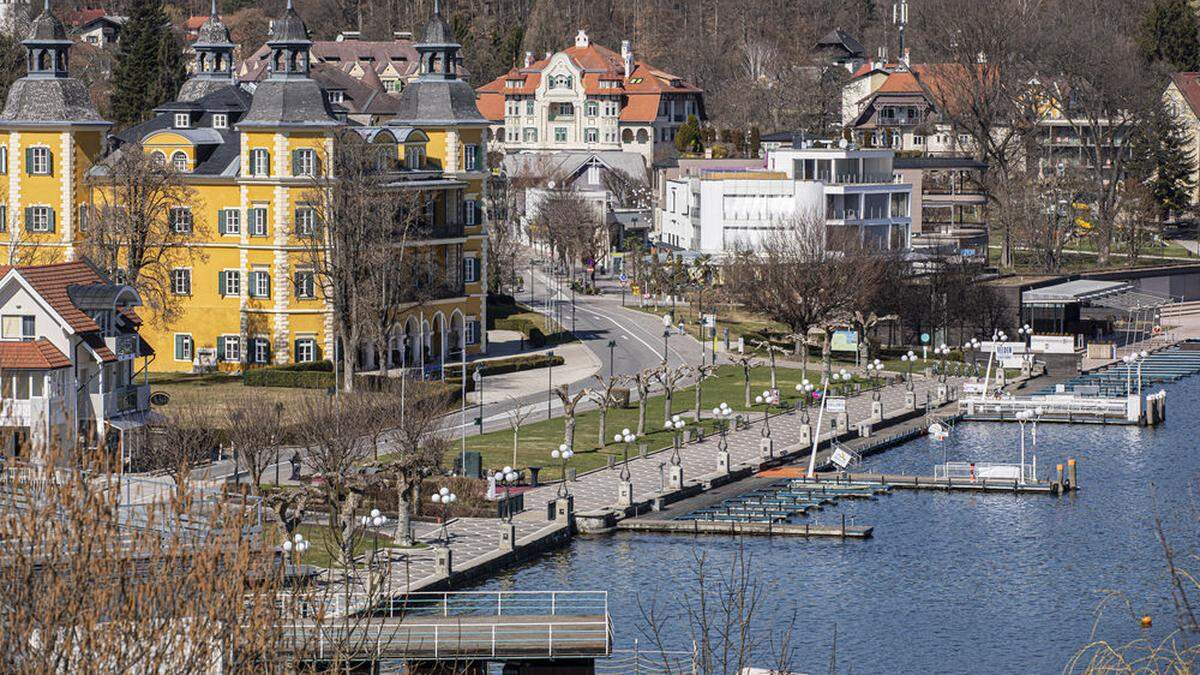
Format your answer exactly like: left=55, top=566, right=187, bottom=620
left=598, top=407, right=607, bottom=447
left=664, top=387, right=673, bottom=425
left=822, top=334, right=832, bottom=382
left=397, top=481, right=412, bottom=546
left=637, top=397, right=647, bottom=435
left=694, top=378, right=703, bottom=420
left=801, top=346, right=809, bottom=382
left=768, top=354, right=777, bottom=390
left=743, top=368, right=751, bottom=407
left=340, top=322, right=357, bottom=393
left=564, top=414, right=576, bottom=449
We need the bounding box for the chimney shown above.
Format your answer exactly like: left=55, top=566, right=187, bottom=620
left=902, top=48, right=910, bottom=67
left=524, top=51, right=533, bottom=68
left=621, top=39, right=634, bottom=77
left=575, top=30, right=589, bottom=48
left=393, top=31, right=414, bottom=40
left=544, top=51, right=552, bottom=60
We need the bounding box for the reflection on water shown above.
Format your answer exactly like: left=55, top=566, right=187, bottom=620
left=472, top=380, right=1200, bottom=673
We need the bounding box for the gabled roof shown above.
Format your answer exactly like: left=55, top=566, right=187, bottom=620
left=0, top=262, right=141, bottom=333
left=815, top=29, right=866, bottom=58
left=0, top=340, right=71, bottom=370
left=1170, top=72, right=1200, bottom=118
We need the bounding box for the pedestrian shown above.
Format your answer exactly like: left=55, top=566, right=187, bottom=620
left=290, top=451, right=302, bottom=481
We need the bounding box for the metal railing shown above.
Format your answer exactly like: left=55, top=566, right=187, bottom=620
left=960, top=395, right=1131, bottom=421
left=934, top=461, right=1035, bottom=483
left=394, top=590, right=608, bottom=619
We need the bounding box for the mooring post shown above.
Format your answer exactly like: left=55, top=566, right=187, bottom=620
left=1067, top=458, right=1077, bottom=491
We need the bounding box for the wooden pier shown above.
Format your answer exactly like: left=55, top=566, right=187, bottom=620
left=798, top=472, right=1073, bottom=495
left=616, top=517, right=873, bottom=538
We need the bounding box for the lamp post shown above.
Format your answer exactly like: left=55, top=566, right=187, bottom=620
left=493, top=467, right=519, bottom=523
left=795, top=379, right=814, bottom=407
left=964, top=338, right=981, bottom=376
left=1017, top=323, right=1033, bottom=348
left=664, top=414, right=686, bottom=449
left=753, top=389, right=779, bottom=437
left=614, top=428, right=637, bottom=504
left=900, top=351, right=916, bottom=383
left=273, top=401, right=284, bottom=484
left=431, top=487, right=457, bottom=545
left=661, top=313, right=672, bottom=365
left=551, top=444, right=574, bottom=497
left=712, top=403, right=732, bottom=450
left=546, top=350, right=556, bottom=420
left=607, top=339, right=616, bottom=379
left=281, top=532, right=310, bottom=572
left=359, top=508, right=388, bottom=572
left=835, top=368, right=851, bottom=395
left=934, top=344, right=951, bottom=382
left=473, top=365, right=484, bottom=435
left=865, top=358, right=882, bottom=388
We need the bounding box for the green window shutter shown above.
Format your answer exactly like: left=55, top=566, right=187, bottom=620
left=218, top=270, right=226, bottom=296
left=293, top=338, right=300, bottom=362
left=291, top=149, right=301, bottom=176
left=217, top=209, right=227, bottom=234
left=46, top=151, right=52, bottom=176
left=264, top=274, right=271, bottom=298
left=216, top=338, right=225, bottom=362
left=174, top=335, right=185, bottom=359
left=47, top=208, right=54, bottom=232
left=293, top=272, right=301, bottom=298
left=23, top=148, right=31, bottom=175
left=22, top=207, right=31, bottom=231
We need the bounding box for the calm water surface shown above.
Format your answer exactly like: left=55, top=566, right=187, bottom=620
left=473, top=378, right=1200, bottom=673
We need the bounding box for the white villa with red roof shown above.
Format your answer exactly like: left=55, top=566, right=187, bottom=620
left=0, top=261, right=153, bottom=463
left=476, top=30, right=705, bottom=167
left=1166, top=72, right=1200, bottom=206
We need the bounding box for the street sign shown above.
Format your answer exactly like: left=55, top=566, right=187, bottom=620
left=630, top=284, right=639, bottom=294
left=826, top=397, right=847, bottom=413
left=996, top=345, right=1015, bottom=360
left=831, top=448, right=854, bottom=469
left=619, top=273, right=628, bottom=283
left=920, top=333, right=931, bottom=344
left=704, top=314, right=716, bottom=328
left=831, top=330, right=859, bottom=353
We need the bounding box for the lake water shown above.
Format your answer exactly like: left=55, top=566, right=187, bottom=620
left=473, top=378, right=1200, bottom=673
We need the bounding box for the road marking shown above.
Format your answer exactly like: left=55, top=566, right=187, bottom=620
left=585, top=303, right=694, bottom=366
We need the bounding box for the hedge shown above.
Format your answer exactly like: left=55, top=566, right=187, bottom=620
left=244, top=360, right=335, bottom=389
left=444, top=353, right=565, bottom=392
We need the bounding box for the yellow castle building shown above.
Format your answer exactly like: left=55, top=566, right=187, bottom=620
left=0, top=0, right=490, bottom=374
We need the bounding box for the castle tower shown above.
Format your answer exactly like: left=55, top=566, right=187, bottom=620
left=178, top=0, right=236, bottom=101
left=0, top=0, right=109, bottom=261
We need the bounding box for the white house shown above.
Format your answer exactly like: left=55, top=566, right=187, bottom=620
left=0, top=261, right=153, bottom=463
left=659, top=145, right=913, bottom=254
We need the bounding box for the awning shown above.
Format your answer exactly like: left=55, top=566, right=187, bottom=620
left=107, top=411, right=165, bottom=431
left=1022, top=280, right=1130, bottom=306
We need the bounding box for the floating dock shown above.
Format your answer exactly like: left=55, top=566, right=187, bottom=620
left=616, top=517, right=872, bottom=538
left=795, top=472, right=1074, bottom=495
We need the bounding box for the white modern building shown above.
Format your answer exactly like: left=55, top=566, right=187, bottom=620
left=659, top=146, right=913, bottom=254
left=0, top=261, right=153, bottom=463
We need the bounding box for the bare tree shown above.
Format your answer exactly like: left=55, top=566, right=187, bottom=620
left=652, top=364, right=692, bottom=426
left=504, top=396, right=534, bottom=469
left=144, top=403, right=222, bottom=498
left=623, top=368, right=657, bottom=436
left=587, top=374, right=623, bottom=448
left=554, top=384, right=589, bottom=450
left=751, top=339, right=785, bottom=390
left=486, top=173, right=524, bottom=295
left=692, top=363, right=715, bottom=421
left=381, top=383, right=453, bottom=546
left=224, top=396, right=286, bottom=495
left=83, top=145, right=206, bottom=327
left=532, top=187, right=604, bottom=277
left=727, top=354, right=758, bottom=408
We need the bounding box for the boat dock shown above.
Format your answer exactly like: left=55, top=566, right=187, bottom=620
left=616, top=517, right=873, bottom=538
left=768, top=468, right=1078, bottom=495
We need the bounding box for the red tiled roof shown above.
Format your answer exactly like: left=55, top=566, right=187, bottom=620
left=1172, top=72, right=1200, bottom=118
left=62, top=8, right=109, bottom=27
left=0, top=339, right=71, bottom=370
left=184, top=15, right=208, bottom=31
left=81, top=333, right=117, bottom=362
left=0, top=261, right=141, bottom=333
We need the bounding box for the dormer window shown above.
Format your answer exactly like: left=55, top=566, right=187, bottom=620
left=405, top=143, right=426, bottom=169
left=327, top=90, right=345, bottom=104
left=174, top=113, right=190, bottom=128
left=550, top=74, right=573, bottom=89
left=212, top=113, right=228, bottom=129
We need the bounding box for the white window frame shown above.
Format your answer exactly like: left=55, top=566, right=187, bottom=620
left=464, top=200, right=476, bottom=226
left=169, top=207, right=192, bottom=233
left=174, top=113, right=190, bottom=128
left=174, top=333, right=193, bottom=361
left=27, top=206, right=51, bottom=233
left=222, top=208, right=241, bottom=235
left=252, top=336, right=270, bottom=364
left=463, top=256, right=477, bottom=283
left=464, top=144, right=479, bottom=171
left=0, top=146, right=8, bottom=174
left=171, top=268, right=191, bottom=296
left=171, top=151, right=189, bottom=173
left=294, top=269, right=315, bottom=299
left=250, top=270, right=270, bottom=299
left=295, top=337, right=316, bottom=363
left=295, top=206, right=316, bottom=236
left=249, top=207, right=268, bottom=236
left=294, top=148, right=317, bottom=177
left=29, top=147, right=50, bottom=175
left=221, top=269, right=241, bottom=296
left=250, top=148, right=270, bottom=176
left=212, top=113, right=228, bottom=129
left=220, top=335, right=241, bottom=362
left=465, top=317, right=478, bottom=345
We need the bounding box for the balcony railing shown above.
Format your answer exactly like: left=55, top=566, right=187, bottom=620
left=409, top=221, right=465, bottom=240
left=829, top=173, right=900, bottom=185
left=106, top=334, right=138, bottom=361
left=105, top=383, right=149, bottom=417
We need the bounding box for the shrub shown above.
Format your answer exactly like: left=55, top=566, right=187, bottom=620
left=611, top=386, right=631, bottom=408
left=444, top=353, right=565, bottom=392
left=528, top=327, right=546, bottom=347
left=244, top=366, right=334, bottom=389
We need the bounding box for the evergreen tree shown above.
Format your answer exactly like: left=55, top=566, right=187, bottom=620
left=111, top=0, right=187, bottom=129
left=674, top=114, right=703, bottom=155
left=1134, top=108, right=1197, bottom=221
left=0, top=32, right=24, bottom=108
left=1138, top=0, right=1200, bottom=71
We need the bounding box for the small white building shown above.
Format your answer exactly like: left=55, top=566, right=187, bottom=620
left=0, top=262, right=153, bottom=463
left=659, top=146, right=913, bottom=254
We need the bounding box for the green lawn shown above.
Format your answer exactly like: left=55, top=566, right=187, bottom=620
left=149, top=371, right=328, bottom=426
left=292, top=522, right=427, bottom=569
left=629, top=303, right=790, bottom=345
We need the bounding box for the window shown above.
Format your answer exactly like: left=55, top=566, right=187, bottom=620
left=327, top=90, right=344, bottom=103
left=294, top=270, right=315, bottom=299
left=174, top=334, right=193, bottom=361
left=586, top=163, right=600, bottom=184
left=170, top=268, right=191, bottom=295
left=249, top=270, right=271, bottom=299
left=25, top=206, right=53, bottom=233
left=212, top=113, right=228, bottom=129
left=464, top=144, right=479, bottom=171
left=174, top=113, right=190, bottom=128
left=250, top=148, right=270, bottom=176
left=219, top=335, right=241, bottom=362
left=550, top=74, right=573, bottom=89
left=77, top=204, right=88, bottom=232
left=464, top=200, right=477, bottom=226
left=292, top=148, right=317, bottom=177
left=554, top=127, right=567, bottom=142
left=218, top=208, right=240, bottom=235
left=523, top=128, right=537, bottom=143
left=294, top=206, right=316, bottom=236
left=463, top=256, right=477, bottom=283
left=0, top=204, right=6, bottom=232
left=913, top=134, right=925, bottom=146
left=169, top=207, right=192, bottom=233
left=151, top=151, right=166, bottom=165
left=27, top=147, right=51, bottom=175
left=585, top=128, right=598, bottom=143
left=405, top=143, right=425, bottom=169
left=219, top=269, right=241, bottom=296
left=1, top=315, right=34, bottom=340
left=0, top=146, right=7, bottom=174
left=171, top=151, right=189, bottom=172
left=554, top=103, right=574, bottom=117
left=294, top=337, right=316, bottom=363
left=525, top=100, right=534, bottom=115
left=465, top=318, right=478, bottom=345
left=251, top=337, right=270, bottom=364
left=249, top=207, right=268, bottom=236
left=585, top=101, right=598, bottom=117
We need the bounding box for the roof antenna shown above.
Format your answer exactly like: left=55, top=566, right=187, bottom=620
left=211, top=0, right=217, bottom=17
left=287, top=0, right=294, bottom=11
left=434, top=0, right=441, bottom=15
left=44, top=0, right=50, bottom=14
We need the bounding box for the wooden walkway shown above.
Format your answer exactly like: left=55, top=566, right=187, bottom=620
left=798, top=473, right=1068, bottom=495
left=616, top=517, right=872, bottom=538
